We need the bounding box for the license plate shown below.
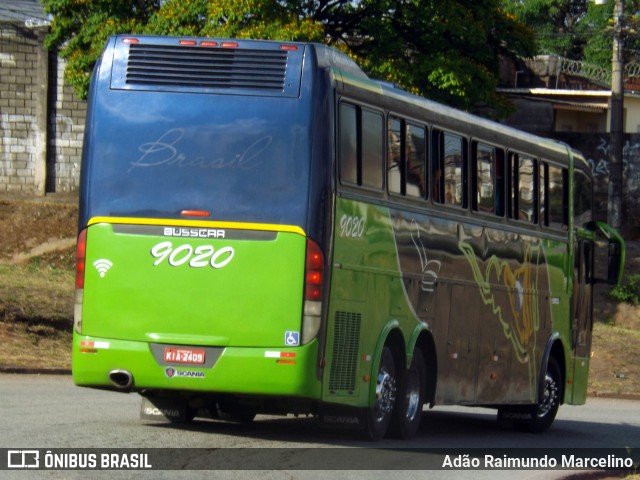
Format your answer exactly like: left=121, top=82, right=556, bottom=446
left=163, top=347, right=205, bottom=365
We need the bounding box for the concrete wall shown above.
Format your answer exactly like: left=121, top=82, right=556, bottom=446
left=555, top=132, right=640, bottom=232
left=0, top=23, right=84, bottom=194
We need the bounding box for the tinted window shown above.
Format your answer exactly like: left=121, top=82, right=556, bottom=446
left=388, top=117, right=427, bottom=198
left=406, top=123, right=426, bottom=198
left=574, top=169, right=593, bottom=226
left=518, top=155, right=536, bottom=223
left=508, top=152, right=537, bottom=223
left=443, top=132, right=464, bottom=207
left=339, top=102, right=383, bottom=189
left=548, top=164, right=567, bottom=229
left=473, top=142, right=495, bottom=213
left=388, top=117, right=402, bottom=194
left=339, top=103, right=357, bottom=184
left=362, top=109, right=384, bottom=188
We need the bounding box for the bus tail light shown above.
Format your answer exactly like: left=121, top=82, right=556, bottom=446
left=302, top=239, right=324, bottom=344
left=75, top=229, right=87, bottom=289
left=74, top=229, right=87, bottom=334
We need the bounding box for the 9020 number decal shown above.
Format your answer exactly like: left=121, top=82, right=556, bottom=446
left=151, top=241, right=234, bottom=269
left=339, top=214, right=365, bottom=238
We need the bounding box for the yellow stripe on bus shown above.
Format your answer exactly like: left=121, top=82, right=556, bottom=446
left=87, top=216, right=306, bottom=236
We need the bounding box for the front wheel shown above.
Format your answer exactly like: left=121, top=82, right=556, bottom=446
left=502, top=356, right=562, bottom=433
left=526, top=356, right=562, bottom=433
left=365, top=346, right=396, bottom=441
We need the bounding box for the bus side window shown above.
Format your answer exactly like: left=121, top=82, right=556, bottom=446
left=431, top=128, right=466, bottom=207
left=472, top=141, right=496, bottom=214
left=574, top=169, right=593, bottom=227
left=362, top=109, right=384, bottom=189
left=388, top=117, right=402, bottom=195
left=548, top=165, right=568, bottom=229
left=495, top=148, right=505, bottom=217
left=508, top=152, right=538, bottom=224
left=387, top=117, right=427, bottom=199
left=444, top=132, right=464, bottom=207
left=339, top=103, right=358, bottom=185
left=518, top=155, right=537, bottom=224
left=406, top=123, right=427, bottom=199
left=431, top=129, right=444, bottom=204
left=540, top=162, right=548, bottom=226
left=339, top=102, right=384, bottom=189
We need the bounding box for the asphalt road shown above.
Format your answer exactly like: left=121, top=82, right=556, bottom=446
left=0, top=373, right=638, bottom=479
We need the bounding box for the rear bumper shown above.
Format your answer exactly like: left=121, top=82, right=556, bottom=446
left=72, top=334, right=322, bottom=399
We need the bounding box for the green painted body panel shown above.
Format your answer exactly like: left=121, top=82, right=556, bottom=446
left=72, top=335, right=321, bottom=397
left=323, top=199, right=415, bottom=407
left=83, top=222, right=304, bottom=347
left=74, top=219, right=322, bottom=398
left=323, top=196, right=585, bottom=409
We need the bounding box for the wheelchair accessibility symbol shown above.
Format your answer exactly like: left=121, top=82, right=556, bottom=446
left=285, top=331, right=299, bottom=346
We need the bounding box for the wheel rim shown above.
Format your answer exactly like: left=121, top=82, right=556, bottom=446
left=373, top=368, right=396, bottom=423
left=403, top=369, right=421, bottom=421
left=537, top=371, right=559, bottom=418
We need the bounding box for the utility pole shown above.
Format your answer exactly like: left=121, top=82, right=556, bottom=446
left=608, top=0, right=625, bottom=230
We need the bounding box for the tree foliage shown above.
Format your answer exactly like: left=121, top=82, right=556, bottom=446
left=501, top=0, right=640, bottom=71
left=42, top=0, right=534, bottom=117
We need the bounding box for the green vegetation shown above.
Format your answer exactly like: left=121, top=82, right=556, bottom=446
left=610, top=274, right=640, bottom=305
left=42, top=0, right=535, bottom=118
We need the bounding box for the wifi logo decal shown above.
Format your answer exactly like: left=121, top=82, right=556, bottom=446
left=93, top=259, right=113, bottom=278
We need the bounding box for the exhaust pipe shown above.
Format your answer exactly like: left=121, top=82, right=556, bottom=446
left=109, top=369, right=133, bottom=390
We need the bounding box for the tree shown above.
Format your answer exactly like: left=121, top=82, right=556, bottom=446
left=42, top=0, right=325, bottom=99
left=42, top=0, right=535, bottom=118
left=501, top=0, right=640, bottom=71
left=502, top=0, right=588, bottom=58
left=336, top=1, right=536, bottom=117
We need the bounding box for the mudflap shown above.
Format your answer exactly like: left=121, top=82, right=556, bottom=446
left=497, top=405, right=535, bottom=424
left=318, top=405, right=366, bottom=430
left=140, top=395, right=193, bottom=423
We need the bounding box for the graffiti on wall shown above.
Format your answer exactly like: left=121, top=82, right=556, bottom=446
left=585, top=137, right=640, bottom=198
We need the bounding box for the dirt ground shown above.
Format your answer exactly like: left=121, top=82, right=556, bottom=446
left=0, top=197, right=78, bottom=264
left=0, top=196, right=638, bottom=395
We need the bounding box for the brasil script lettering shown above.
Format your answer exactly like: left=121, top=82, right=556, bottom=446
left=128, top=128, right=272, bottom=173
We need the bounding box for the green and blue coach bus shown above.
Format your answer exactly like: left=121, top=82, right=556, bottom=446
left=73, top=35, right=624, bottom=440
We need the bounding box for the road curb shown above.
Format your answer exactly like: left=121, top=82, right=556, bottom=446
left=0, top=366, right=71, bottom=375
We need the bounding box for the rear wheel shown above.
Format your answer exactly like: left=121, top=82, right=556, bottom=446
left=392, top=348, right=426, bottom=439
left=212, top=401, right=256, bottom=424
left=365, top=346, right=396, bottom=441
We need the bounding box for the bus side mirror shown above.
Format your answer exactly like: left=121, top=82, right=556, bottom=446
left=594, top=222, right=625, bottom=286
left=607, top=242, right=622, bottom=286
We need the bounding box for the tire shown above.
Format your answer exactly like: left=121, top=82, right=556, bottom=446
left=392, top=348, right=426, bottom=439
left=511, top=356, right=562, bottom=433
left=213, top=402, right=256, bottom=424
left=529, top=356, right=562, bottom=432
left=365, top=346, right=397, bottom=441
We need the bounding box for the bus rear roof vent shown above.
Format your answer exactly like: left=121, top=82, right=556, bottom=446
left=110, top=40, right=303, bottom=97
